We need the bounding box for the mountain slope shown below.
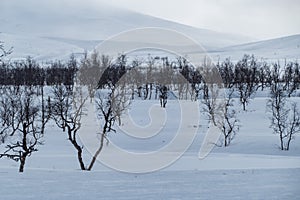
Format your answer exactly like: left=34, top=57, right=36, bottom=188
left=0, top=0, right=253, bottom=60
left=208, top=34, right=300, bottom=61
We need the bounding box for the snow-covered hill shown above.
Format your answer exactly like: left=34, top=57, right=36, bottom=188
left=1, top=0, right=299, bottom=62
left=0, top=0, right=253, bottom=61
left=208, top=34, right=300, bottom=61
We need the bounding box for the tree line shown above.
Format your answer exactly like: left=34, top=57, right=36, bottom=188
left=0, top=57, right=77, bottom=86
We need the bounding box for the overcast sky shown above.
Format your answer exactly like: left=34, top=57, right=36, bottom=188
left=103, top=0, right=300, bottom=40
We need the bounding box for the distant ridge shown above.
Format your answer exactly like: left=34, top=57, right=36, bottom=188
left=208, top=34, right=300, bottom=61
left=0, top=0, right=253, bottom=61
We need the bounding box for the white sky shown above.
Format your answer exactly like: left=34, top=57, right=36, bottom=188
left=103, top=0, right=300, bottom=40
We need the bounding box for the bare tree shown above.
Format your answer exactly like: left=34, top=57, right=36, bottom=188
left=78, top=51, right=108, bottom=102
left=0, top=86, right=47, bottom=172
left=87, top=82, right=130, bottom=170
left=50, top=85, right=88, bottom=170
left=217, top=58, right=235, bottom=89
left=268, top=83, right=300, bottom=151
left=177, top=56, right=192, bottom=100
left=217, top=89, right=239, bottom=147
left=283, top=62, right=300, bottom=97
left=159, top=85, right=168, bottom=108
left=50, top=81, right=129, bottom=171
left=267, top=65, right=300, bottom=150
left=235, top=55, right=257, bottom=111
left=190, top=68, right=203, bottom=101
left=257, top=62, right=271, bottom=91
left=129, top=58, right=143, bottom=99
left=143, top=55, right=155, bottom=100
left=202, top=83, right=222, bottom=126
left=0, top=41, right=13, bottom=64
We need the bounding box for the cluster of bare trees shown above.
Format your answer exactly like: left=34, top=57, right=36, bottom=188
left=48, top=81, right=130, bottom=171
left=0, top=57, right=77, bottom=86
left=179, top=55, right=299, bottom=109
left=178, top=54, right=299, bottom=148
left=1, top=48, right=300, bottom=173
left=0, top=84, right=130, bottom=172
left=0, top=86, right=50, bottom=172
left=0, top=52, right=132, bottom=172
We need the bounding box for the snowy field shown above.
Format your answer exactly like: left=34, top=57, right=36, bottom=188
left=1, top=168, right=299, bottom=200
left=0, top=95, right=300, bottom=199
left=1, top=0, right=299, bottom=199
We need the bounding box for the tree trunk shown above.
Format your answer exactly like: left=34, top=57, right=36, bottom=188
left=211, top=112, right=217, bottom=126
left=41, top=85, right=45, bottom=135
left=118, top=116, right=121, bottom=126
left=286, top=133, right=293, bottom=151
left=149, top=83, right=152, bottom=100
left=67, top=128, right=86, bottom=170
left=242, top=101, right=246, bottom=111
left=77, top=148, right=86, bottom=170
left=87, top=132, right=105, bottom=171
left=280, top=134, right=284, bottom=150
left=19, top=155, right=26, bottom=173
left=131, top=85, right=135, bottom=100
left=144, top=84, right=149, bottom=99
left=224, top=136, right=228, bottom=147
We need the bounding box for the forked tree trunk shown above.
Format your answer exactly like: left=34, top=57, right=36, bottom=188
left=67, top=128, right=86, bottom=170
left=77, top=148, right=86, bottom=170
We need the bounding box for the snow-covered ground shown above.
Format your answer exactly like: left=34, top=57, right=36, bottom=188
left=1, top=0, right=299, bottom=198
left=1, top=168, right=299, bottom=200
left=0, top=95, right=299, bottom=199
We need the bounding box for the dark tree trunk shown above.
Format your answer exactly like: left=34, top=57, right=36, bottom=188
left=280, top=134, right=284, bottom=150
left=41, top=85, right=45, bottom=135
left=67, top=128, right=86, bottom=170
left=19, top=154, right=27, bottom=173
left=77, top=148, right=86, bottom=170
left=144, top=84, right=149, bottom=100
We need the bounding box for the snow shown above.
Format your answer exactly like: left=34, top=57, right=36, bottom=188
left=208, top=34, right=300, bottom=62
left=1, top=0, right=299, bottom=65
left=1, top=0, right=299, bottom=62
left=0, top=33, right=84, bottom=61
left=0, top=94, right=299, bottom=199
left=0, top=168, right=299, bottom=200
left=1, top=0, right=300, bottom=198
left=0, top=0, right=254, bottom=61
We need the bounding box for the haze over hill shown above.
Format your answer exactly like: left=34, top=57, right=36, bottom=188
left=0, top=0, right=252, bottom=61
left=0, top=0, right=299, bottom=61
